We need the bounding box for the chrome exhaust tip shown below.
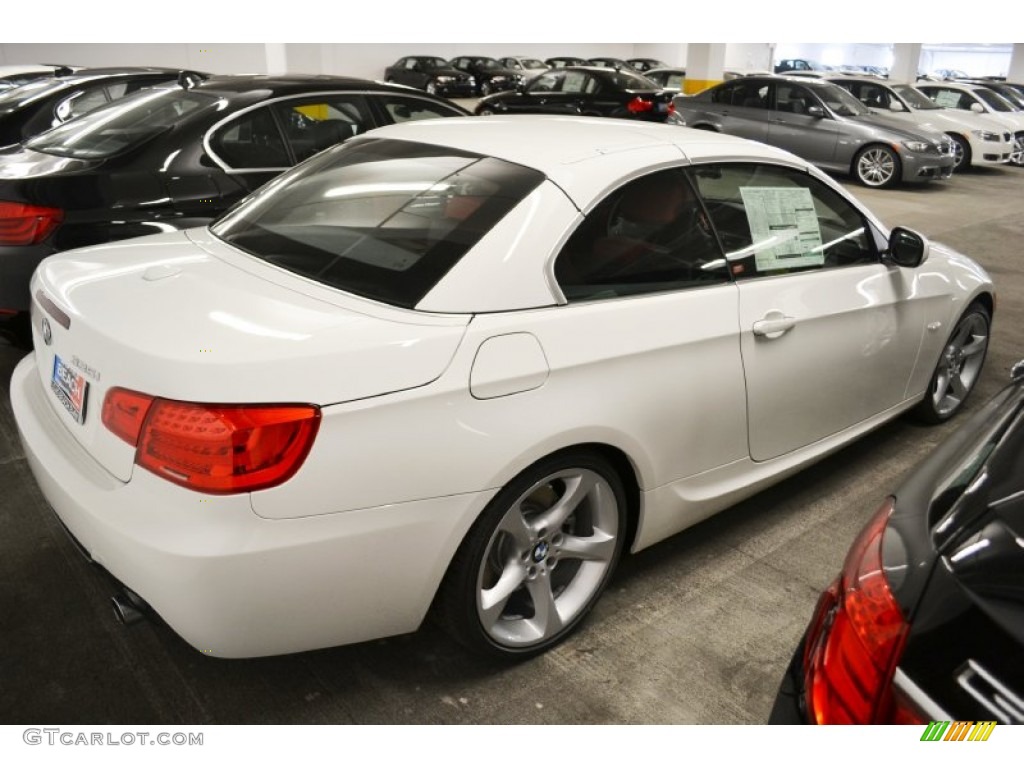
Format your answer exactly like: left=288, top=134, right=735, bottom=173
left=111, top=589, right=148, bottom=626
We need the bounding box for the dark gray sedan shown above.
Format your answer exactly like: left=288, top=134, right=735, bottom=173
left=670, top=76, right=956, bottom=188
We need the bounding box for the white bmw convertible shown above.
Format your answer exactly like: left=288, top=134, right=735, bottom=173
left=11, top=116, right=994, bottom=659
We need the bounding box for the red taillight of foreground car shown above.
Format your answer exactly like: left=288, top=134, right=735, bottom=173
left=627, top=96, right=654, bottom=114
left=0, top=201, right=64, bottom=246
left=802, top=497, right=917, bottom=724
left=102, top=388, right=320, bottom=494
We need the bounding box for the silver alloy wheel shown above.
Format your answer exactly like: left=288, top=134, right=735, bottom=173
left=856, top=146, right=898, bottom=187
left=478, top=107, right=495, bottom=116
left=475, top=468, right=620, bottom=648
left=1011, top=133, right=1024, bottom=166
left=481, top=81, right=492, bottom=96
left=930, top=312, right=988, bottom=418
left=949, top=135, right=967, bottom=170
left=426, top=81, right=438, bottom=96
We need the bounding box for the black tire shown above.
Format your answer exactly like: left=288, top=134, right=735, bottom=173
left=913, top=304, right=990, bottom=424
left=948, top=133, right=971, bottom=171
left=853, top=144, right=901, bottom=189
left=438, top=450, right=627, bottom=660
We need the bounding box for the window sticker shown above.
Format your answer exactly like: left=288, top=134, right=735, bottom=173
left=931, top=90, right=961, bottom=109
left=739, top=187, right=824, bottom=271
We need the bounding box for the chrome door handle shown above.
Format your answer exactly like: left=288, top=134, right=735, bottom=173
left=753, top=312, right=796, bottom=339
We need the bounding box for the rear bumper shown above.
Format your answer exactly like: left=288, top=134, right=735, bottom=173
left=11, top=354, right=490, bottom=657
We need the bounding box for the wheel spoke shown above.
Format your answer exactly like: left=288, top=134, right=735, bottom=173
left=526, top=570, right=562, bottom=637
left=531, top=472, right=597, bottom=536
left=933, top=368, right=952, bottom=404
left=479, top=560, right=527, bottom=628
left=558, top=530, right=616, bottom=563
left=962, top=335, right=987, bottom=357
left=950, top=373, right=968, bottom=400
left=494, top=506, right=532, bottom=550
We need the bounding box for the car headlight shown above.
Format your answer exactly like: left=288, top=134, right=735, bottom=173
left=467, top=77, right=476, bottom=85
left=435, top=76, right=453, bottom=84
left=901, top=140, right=930, bottom=152
left=972, top=130, right=999, bottom=141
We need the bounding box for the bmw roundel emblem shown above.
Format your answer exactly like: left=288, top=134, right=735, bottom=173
left=41, top=317, right=52, bottom=346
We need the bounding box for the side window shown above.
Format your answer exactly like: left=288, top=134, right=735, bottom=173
left=732, top=82, right=770, bottom=109
left=405, top=59, right=420, bottom=71
left=929, top=88, right=963, bottom=110
left=554, top=169, right=726, bottom=301
left=379, top=94, right=464, bottom=123
left=209, top=106, right=290, bottom=169
left=272, top=96, right=372, bottom=162
left=860, top=84, right=890, bottom=109
left=775, top=83, right=813, bottom=114
left=56, top=85, right=111, bottom=121
left=529, top=71, right=562, bottom=93
left=710, top=83, right=738, bottom=104
left=689, top=163, right=877, bottom=280
left=561, top=70, right=589, bottom=93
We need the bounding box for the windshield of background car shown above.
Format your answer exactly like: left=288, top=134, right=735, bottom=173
left=520, top=59, right=545, bottom=69
left=890, top=84, right=940, bottom=110
left=974, top=88, right=1017, bottom=112
left=210, top=138, right=545, bottom=308
left=811, top=83, right=870, bottom=115
left=24, top=88, right=220, bottom=159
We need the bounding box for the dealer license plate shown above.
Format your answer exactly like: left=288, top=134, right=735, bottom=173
left=51, top=355, right=89, bottom=425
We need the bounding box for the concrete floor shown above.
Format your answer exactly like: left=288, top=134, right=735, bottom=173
left=1, top=162, right=1021, bottom=726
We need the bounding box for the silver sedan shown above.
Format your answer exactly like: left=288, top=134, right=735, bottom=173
left=671, top=76, right=956, bottom=188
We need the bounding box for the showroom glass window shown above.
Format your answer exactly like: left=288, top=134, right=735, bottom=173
left=554, top=168, right=727, bottom=301
left=688, top=163, right=877, bottom=280
left=211, top=138, right=544, bottom=308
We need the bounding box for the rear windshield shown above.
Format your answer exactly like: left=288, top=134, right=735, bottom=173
left=25, top=88, right=220, bottom=158
left=211, top=138, right=545, bottom=309
left=607, top=71, right=659, bottom=90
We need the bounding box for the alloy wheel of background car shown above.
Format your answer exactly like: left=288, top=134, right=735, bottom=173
left=948, top=134, right=971, bottom=171
left=426, top=80, right=438, bottom=95
left=438, top=451, right=627, bottom=659
left=480, top=82, right=492, bottom=96
left=854, top=145, right=900, bottom=188
left=1011, top=133, right=1024, bottom=166
left=915, top=304, right=990, bottom=423
left=478, top=107, right=496, bottom=115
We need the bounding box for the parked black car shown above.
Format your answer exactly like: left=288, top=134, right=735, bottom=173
left=545, top=56, right=586, bottom=69
left=474, top=66, right=673, bottom=121
left=448, top=56, right=523, bottom=96
left=626, top=58, right=669, bottom=73
left=587, top=57, right=641, bottom=73
left=0, top=75, right=469, bottom=347
left=771, top=357, right=1024, bottom=725
left=382, top=56, right=476, bottom=97
left=0, top=67, right=193, bottom=146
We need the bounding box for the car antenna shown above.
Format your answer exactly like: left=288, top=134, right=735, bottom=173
left=53, top=66, right=74, bottom=77
left=178, top=70, right=206, bottom=90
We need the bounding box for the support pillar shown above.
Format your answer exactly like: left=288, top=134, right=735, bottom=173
left=684, top=43, right=727, bottom=95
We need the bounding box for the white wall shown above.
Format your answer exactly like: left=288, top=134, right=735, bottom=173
left=0, top=43, right=269, bottom=74
left=724, top=43, right=772, bottom=71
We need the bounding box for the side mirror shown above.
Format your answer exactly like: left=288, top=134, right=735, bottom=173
left=806, top=104, right=825, bottom=118
left=889, top=100, right=905, bottom=112
left=886, top=226, right=929, bottom=268
left=970, top=102, right=985, bottom=114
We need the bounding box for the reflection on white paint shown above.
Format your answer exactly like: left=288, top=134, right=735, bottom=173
left=208, top=311, right=310, bottom=341
left=323, top=182, right=445, bottom=199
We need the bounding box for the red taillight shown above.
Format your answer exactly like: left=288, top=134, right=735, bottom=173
left=803, top=497, right=912, bottom=724
left=0, top=201, right=64, bottom=246
left=102, top=388, right=155, bottom=445
left=627, top=96, right=654, bottom=114
left=102, top=390, right=320, bottom=494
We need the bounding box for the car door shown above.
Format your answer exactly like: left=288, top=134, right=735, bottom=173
left=504, top=70, right=567, bottom=113
left=689, top=162, right=935, bottom=462
left=767, top=82, right=841, bottom=166
left=706, top=80, right=771, bottom=143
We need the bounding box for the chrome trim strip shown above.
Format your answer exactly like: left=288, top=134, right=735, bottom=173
left=891, top=668, right=952, bottom=720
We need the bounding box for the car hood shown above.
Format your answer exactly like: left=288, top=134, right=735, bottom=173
left=0, top=144, right=101, bottom=178
left=29, top=228, right=469, bottom=481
